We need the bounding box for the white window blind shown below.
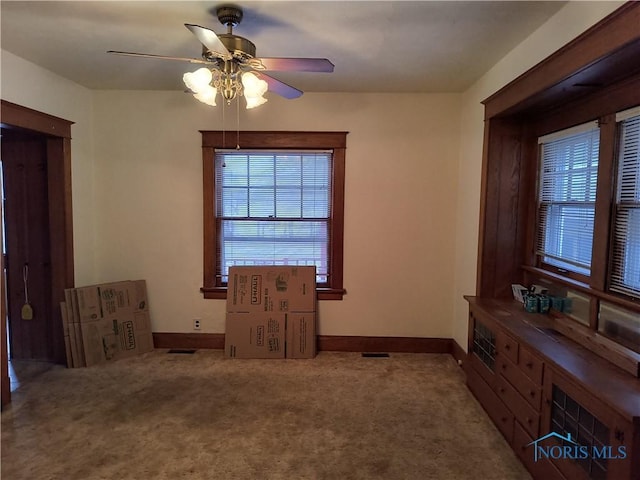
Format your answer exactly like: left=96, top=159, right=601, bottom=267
left=215, top=150, right=332, bottom=284
left=610, top=112, right=640, bottom=298
left=536, top=124, right=600, bottom=275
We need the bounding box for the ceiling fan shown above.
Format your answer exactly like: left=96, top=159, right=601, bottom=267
left=108, top=5, right=334, bottom=108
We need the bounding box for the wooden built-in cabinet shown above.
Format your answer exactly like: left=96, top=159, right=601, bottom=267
left=467, top=5, right=640, bottom=479
left=465, top=297, right=640, bottom=480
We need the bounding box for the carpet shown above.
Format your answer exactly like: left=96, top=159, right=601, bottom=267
left=1, top=350, right=530, bottom=479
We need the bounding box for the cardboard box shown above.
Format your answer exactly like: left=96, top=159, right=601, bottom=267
left=62, top=280, right=152, bottom=367
left=67, top=288, right=86, bottom=367
left=75, top=281, right=143, bottom=323
left=286, top=312, right=316, bottom=359
left=59, top=302, right=73, bottom=369
left=80, top=310, right=153, bottom=367
left=225, top=312, right=286, bottom=359
left=227, top=266, right=316, bottom=313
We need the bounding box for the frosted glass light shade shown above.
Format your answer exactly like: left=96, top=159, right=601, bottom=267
left=242, top=72, right=268, bottom=109
left=194, top=85, right=218, bottom=106
left=183, top=68, right=213, bottom=93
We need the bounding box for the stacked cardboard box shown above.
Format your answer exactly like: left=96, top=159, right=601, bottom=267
left=59, top=280, right=153, bottom=367
left=225, top=266, right=317, bottom=359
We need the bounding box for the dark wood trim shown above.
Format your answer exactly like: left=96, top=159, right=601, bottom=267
left=200, top=131, right=348, bottom=149
left=202, top=145, right=215, bottom=293
left=532, top=74, right=640, bottom=137
left=477, top=118, right=525, bottom=298
left=483, top=3, right=640, bottom=119
left=0, top=102, right=75, bottom=373
left=152, top=332, right=459, bottom=356
left=201, top=131, right=348, bottom=300
left=0, top=100, right=73, bottom=138
left=153, top=333, right=225, bottom=350
left=1, top=195, right=9, bottom=409
left=589, top=118, right=617, bottom=291
left=46, top=137, right=75, bottom=363
left=450, top=340, right=467, bottom=367
left=317, top=336, right=451, bottom=354
left=201, top=286, right=346, bottom=300
left=550, top=312, right=640, bottom=377
left=330, top=146, right=346, bottom=293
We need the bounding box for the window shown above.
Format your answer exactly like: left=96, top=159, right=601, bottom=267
left=610, top=108, right=640, bottom=298
left=536, top=123, right=600, bottom=278
left=215, top=150, right=331, bottom=283
left=526, top=106, right=640, bottom=354
left=201, top=131, right=347, bottom=300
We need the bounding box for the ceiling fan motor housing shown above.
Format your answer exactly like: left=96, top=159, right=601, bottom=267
left=219, top=34, right=256, bottom=58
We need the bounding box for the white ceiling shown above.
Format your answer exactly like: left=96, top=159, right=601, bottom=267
left=1, top=1, right=567, bottom=94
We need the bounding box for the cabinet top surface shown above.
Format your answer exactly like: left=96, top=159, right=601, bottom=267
left=465, top=296, right=640, bottom=421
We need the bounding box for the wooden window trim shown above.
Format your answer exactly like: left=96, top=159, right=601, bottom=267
left=200, top=131, right=347, bottom=300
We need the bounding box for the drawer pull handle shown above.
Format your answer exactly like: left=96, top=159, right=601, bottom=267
left=525, top=362, right=533, bottom=368
left=529, top=391, right=536, bottom=398
left=499, top=388, right=505, bottom=394
left=501, top=364, right=507, bottom=370
left=527, top=418, right=532, bottom=425
left=505, top=345, right=511, bottom=350
left=615, top=429, right=625, bottom=442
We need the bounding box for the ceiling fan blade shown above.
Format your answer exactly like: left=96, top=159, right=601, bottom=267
left=107, top=51, right=210, bottom=65
left=255, top=72, right=303, bottom=99
left=184, top=24, right=231, bottom=58
left=256, top=58, right=334, bottom=73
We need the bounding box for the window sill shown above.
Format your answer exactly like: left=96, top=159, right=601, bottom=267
left=200, top=286, right=345, bottom=301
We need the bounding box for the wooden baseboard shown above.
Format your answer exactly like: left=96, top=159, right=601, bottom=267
left=450, top=340, right=467, bottom=367
left=317, top=335, right=452, bottom=353
left=153, top=333, right=458, bottom=356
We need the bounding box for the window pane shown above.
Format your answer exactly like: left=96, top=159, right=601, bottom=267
left=219, top=219, right=329, bottom=283
left=599, top=302, right=640, bottom=353
left=610, top=112, right=640, bottom=298
left=537, top=125, right=599, bottom=275
left=541, top=204, right=594, bottom=275
left=215, top=149, right=333, bottom=285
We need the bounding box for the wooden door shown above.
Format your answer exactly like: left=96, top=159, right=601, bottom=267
left=2, top=129, right=55, bottom=361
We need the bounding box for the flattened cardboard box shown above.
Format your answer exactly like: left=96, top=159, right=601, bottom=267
left=75, top=280, right=149, bottom=323
left=227, top=266, right=316, bottom=313
left=81, top=311, right=153, bottom=367
left=64, top=280, right=151, bottom=367
left=225, top=312, right=286, bottom=359
left=286, top=312, right=317, bottom=359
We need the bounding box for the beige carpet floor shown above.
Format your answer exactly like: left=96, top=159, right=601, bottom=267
left=1, top=350, right=531, bottom=480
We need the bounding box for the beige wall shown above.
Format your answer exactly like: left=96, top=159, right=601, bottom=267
left=452, top=1, right=624, bottom=351
left=91, top=91, right=461, bottom=335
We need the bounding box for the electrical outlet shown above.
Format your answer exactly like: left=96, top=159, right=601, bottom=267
left=193, top=319, right=201, bottom=330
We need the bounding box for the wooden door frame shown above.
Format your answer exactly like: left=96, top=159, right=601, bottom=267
left=1, top=100, right=75, bottom=408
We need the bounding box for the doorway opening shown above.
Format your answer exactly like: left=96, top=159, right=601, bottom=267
left=1, top=101, right=75, bottom=408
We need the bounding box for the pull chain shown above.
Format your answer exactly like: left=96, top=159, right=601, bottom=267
left=236, top=94, right=241, bottom=150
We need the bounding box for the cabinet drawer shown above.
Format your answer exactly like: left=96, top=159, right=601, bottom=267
left=519, top=346, right=544, bottom=385
left=467, top=370, right=514, bottom=442
left=497, top=355, right=542, bottom=411
left=513, top=421, right=566, bottom=480
left=496, top=331, right=519, bottom=364
left=496, top=375, right=539, bottom=438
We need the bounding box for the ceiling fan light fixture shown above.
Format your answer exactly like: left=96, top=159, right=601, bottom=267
left=194, top=85, right=218, bottom=106
left=242, top=71, right=268, bottom=109
left=183, top=67, right=213, bottom=93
